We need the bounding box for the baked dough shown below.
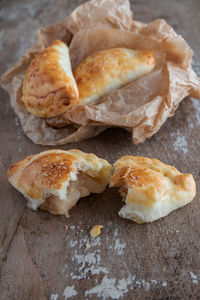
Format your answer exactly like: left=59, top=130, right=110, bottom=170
left=73, top=48, right=155, bottom=105
left=22, top=40, right=79, bottom=118
left=110, top=156, right=196, bottom=223
left=90, top=225, right=103, bottom=238
left=7, top=149, right=112, bottom=216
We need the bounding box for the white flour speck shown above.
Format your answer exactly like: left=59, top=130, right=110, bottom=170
left=75, top=237, right=88, bottom=248
left=50, top=294, right=58, bottom=300
left=63, top=285, right=77, bottom=299
left=190, top=272, right=198, bottom=284
left=71, top=250, right=108, bottom=279
left=114, top=229, right=119, bottom=237
left=69, top=225, right=76, bottom=230
left=73, top=251, right=96, bottom=265
left=114, top=239, right=126, bottom=256
left=171, top=130, right=188, bottom=155
left=85, top=275, right=136, bottom=299
left=135, top=280, right=141, bottom=288
left=188, top=122, right=194, bottom=129
left=63, top=232, right=171, bottom=296
left=141, top=280, right=150, bottom=291
left=117, top=276, right=135, bottom=293
left=162, top=282, right=167, bottom=287
left=69, top=236, right=101, bottom=250
left=62, top=264, right=68, bottom=274
left=135, top=279, right=150, bottom=291
left=117, top=278, right=130, bottom=291
left=88, top=236, right=101, bottom=247
left=85, top=275, right=131, bottom=299
left=69, top=240, right=78, bottom=248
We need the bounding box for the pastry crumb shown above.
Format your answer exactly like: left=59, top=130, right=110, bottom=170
left=90, top=225, right=103, bottom=238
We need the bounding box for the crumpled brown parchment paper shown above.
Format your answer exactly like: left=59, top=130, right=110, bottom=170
left=1, top=0, right=200, bottom=145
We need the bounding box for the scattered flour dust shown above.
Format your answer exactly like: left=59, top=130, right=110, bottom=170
left=150, top=279, right=158, bottom=286
left=161, top=282, right=167, bottom=287
left=114, top=228, right=119, bottom=237
left=85, top=275, right=135, bottom=300
left=135, top=279, right=150, bottom=291
left=51, top=228, right=180, bottom=299
left=69, top=240, right=78, bottom=248
left=85, top=276, right=166, bottom=299
left=63, top=285, right=77, bottom=299
left=170, top=130, right=188, bottom=155
left=69, top=225, right=76, bottom=230
left=114, top=239, right=126, bottom=256
left=50, top=294, right=58, bottom=300
left=190, top=272, right=198, bottom=284
left=63, top=233, right=170, bottom=299
left=71, top=249, right=109, bottom=279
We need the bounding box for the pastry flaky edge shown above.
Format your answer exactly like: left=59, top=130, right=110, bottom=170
left=22, top=40, right=79, bottom=118
left=110, top=156, right=196, bottom=224
left=73, top=48, right=155, bottom=105
left=7, top=149, right=112, bottom=216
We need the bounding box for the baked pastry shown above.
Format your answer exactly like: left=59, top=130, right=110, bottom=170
left=22, top=40, right=79, bottom=118
left=110, top=156, right=196, bottom=223
left=7, top=149, right=112, bottom=216
left=90, top=225, right=103, bottom=238
left=73, top=48, right=155, bottom=105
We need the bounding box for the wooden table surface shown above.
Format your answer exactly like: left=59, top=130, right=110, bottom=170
left=0, top=0, right=200, bottom=299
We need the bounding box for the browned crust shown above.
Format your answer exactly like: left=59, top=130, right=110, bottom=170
left=7, top=151, right=77, bottom=199
left=73, top=48, right=155, bottom=103
left=110, top=156, right=196, bottom=196
left=110, top=165, right=165, bottom=195
left=7, top=155, right=34, bottom=178
left=22, top=40, right=79, bottom=118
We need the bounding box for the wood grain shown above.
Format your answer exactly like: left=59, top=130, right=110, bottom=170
left=0, top=0, right=200, bottom=299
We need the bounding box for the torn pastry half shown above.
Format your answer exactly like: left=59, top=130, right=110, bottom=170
left=7, top=149, right=112, bottom=216
left=110, top=156, right=196, bottom=224
left=73, top=48, right=155, bottom=105
left=22, top=40, right=79, bottom=118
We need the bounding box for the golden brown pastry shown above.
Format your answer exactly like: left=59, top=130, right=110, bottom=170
left=7, top=149, right=112, bottom=216
left=22, top=40, right=79, bottom=118
left=90, top=225, right=103, bottom=238
left=110, top=156, right=196, bottom=224
left=73, top=48, right=155, bottom=105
